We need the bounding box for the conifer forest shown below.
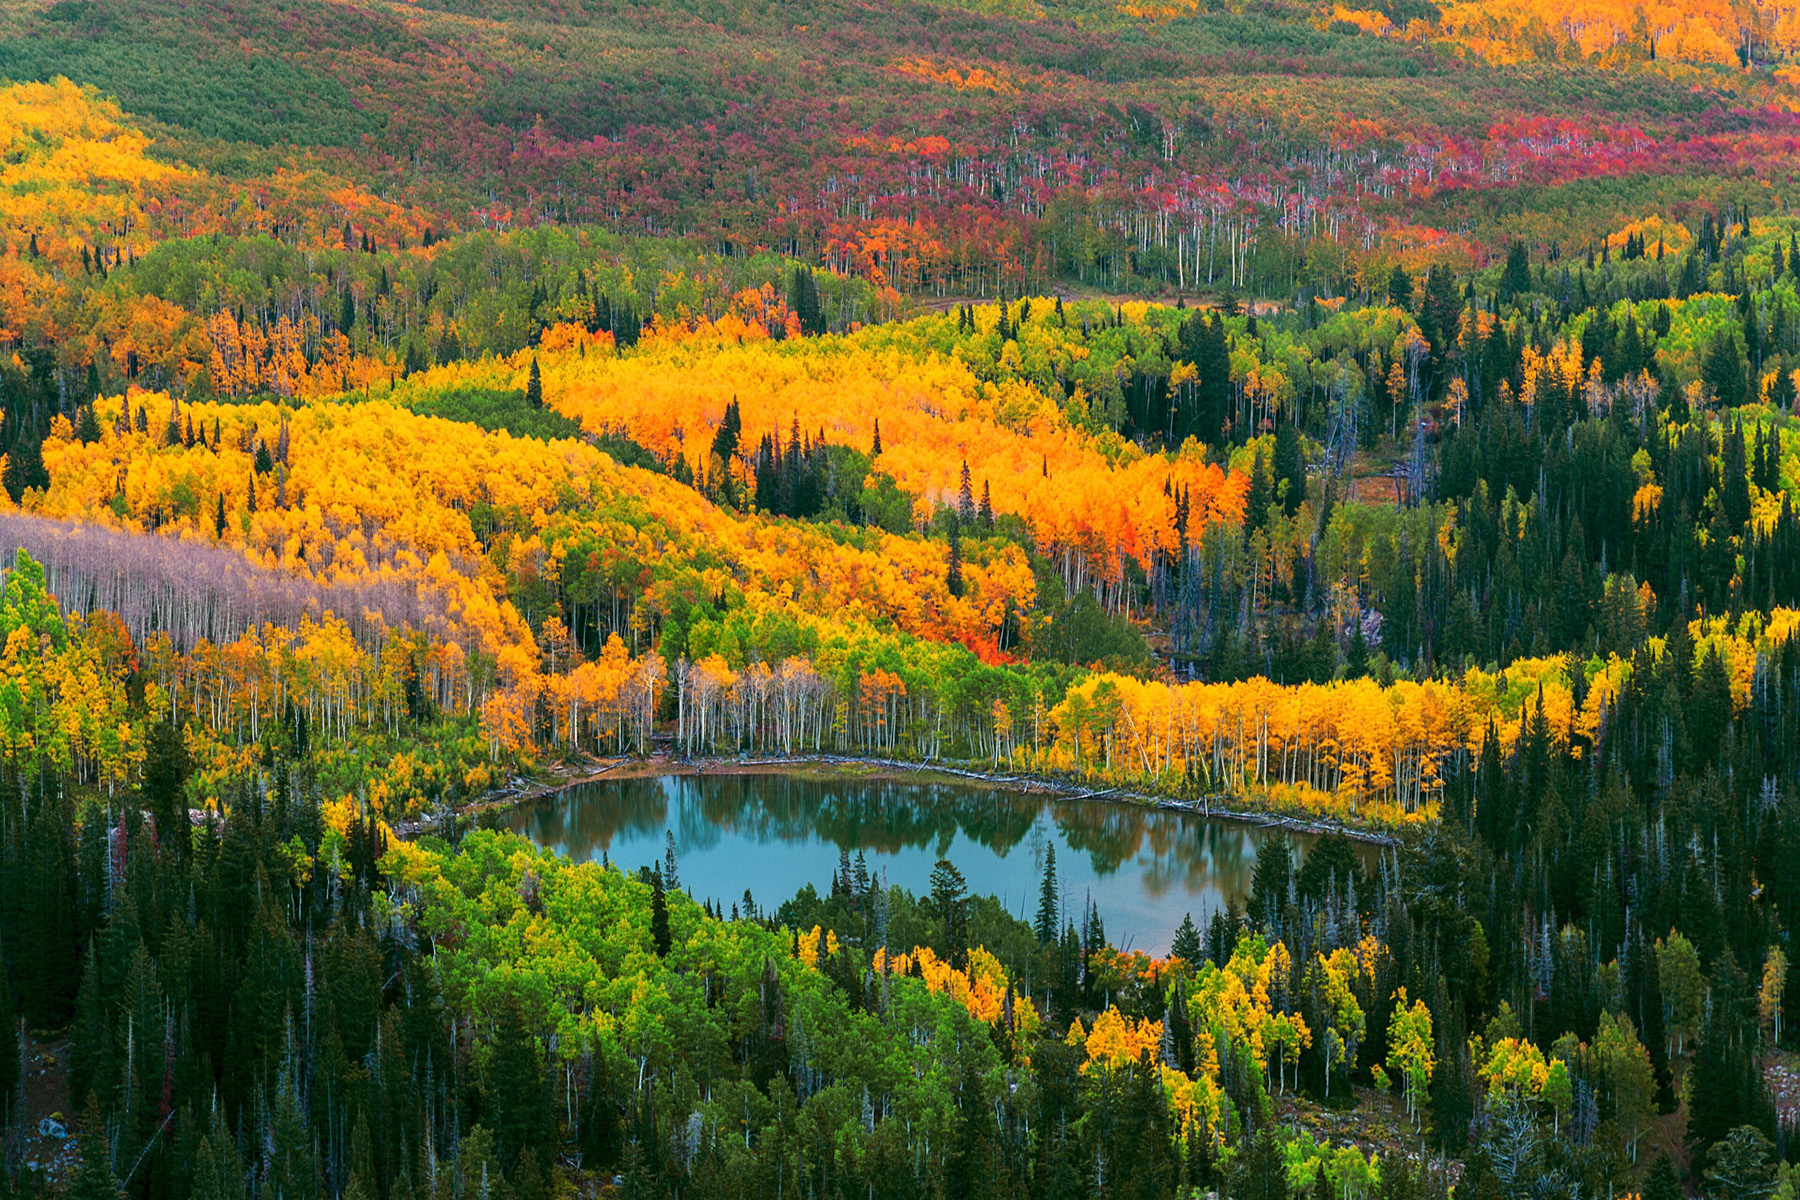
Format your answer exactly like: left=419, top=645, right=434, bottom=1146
left=17, top=0, right=1800, bottom=1198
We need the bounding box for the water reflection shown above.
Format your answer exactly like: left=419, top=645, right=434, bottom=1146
left=495, top=773, right=1340, bottom=954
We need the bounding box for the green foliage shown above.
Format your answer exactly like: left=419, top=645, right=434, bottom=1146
left=0, top=39, right=383, bottom=146
left=1030, top=559, right=1151, bottom=672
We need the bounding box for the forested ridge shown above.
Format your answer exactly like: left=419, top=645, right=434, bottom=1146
left=13, top=1, right=1800, bottom=1198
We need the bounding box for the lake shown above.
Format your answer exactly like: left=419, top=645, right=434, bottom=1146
left=496, top=771, right=1349, bottom=955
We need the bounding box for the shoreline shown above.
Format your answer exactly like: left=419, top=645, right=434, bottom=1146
left=396, top=752, right=1402, bottom=848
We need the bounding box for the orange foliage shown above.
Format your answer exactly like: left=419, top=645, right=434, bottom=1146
left=424, top=328, right=1244, bottom=585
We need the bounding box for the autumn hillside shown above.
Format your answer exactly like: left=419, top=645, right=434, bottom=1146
left=6, top=4, right=1800, bottom=1197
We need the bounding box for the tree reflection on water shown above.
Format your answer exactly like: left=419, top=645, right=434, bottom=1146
left=493, top=773, right=1363, bottom=953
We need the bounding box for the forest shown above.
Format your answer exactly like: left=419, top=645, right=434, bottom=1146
left=12, top=0, right=1800, bottom=1198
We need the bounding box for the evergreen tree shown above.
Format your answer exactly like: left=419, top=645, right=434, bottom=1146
left=1034, top=845, right=1060, bottom=945
left=1206, top=902, right=1241, bottom=967
left=0, top=937, right=16, bottom=1130
left=67, top=1101, right=124, bottom=1200
left=1388, top=265, right=1414, bottom=309
left=74, top=404, right=101, bottom=445
left=787, top=267, right=825, bottom=335
left=1272, top=423, right=1305, bottom=517
left=269, top=1067, right=319, bottom=1200
left=946, top=535, right=965, bottom=599
left=929, top=858, right=970, bottom=970
left=1171, top=912, right=1201, bottom=963
left=1702, top=1126, right=1778, bottom=1200
left=1245, top=441, right=1273, bottom=531
left=1703, top=331, right=1750, bottom=407
left=650, top=870, right=672, bottom=956
left=711, top=399, right=742, bottom=464
left=1246, top=840, right=1291, bottom=932
left=1642, top=1154, right=1681, bottom=1200
left=526, top=359, right=543, bottom=410
left=143, top=718, right=193, bottom=863
left=1230, top=1128, right=1289, bottom=1200
left=489, top=995, right=550, bottom=1170
left=1503, top=242, right=1532, bottom=300
left=1687, top=952, right=1775, bottom=1162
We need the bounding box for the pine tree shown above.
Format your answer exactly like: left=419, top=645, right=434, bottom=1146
left=489, top=996, right=550, bottom=1170
left=67, top=1100, right=124, bottom=1200
left=1642, top=1155, right=1681, bottom=1200
left=929, top=858, right=970, bottom=970
left=1272, top=424, right=1305, bottom=517
left=0, top=937, right=16, bottom=1131
left=74, top=405, right=101, bottom=445
left=144, top=718, right=193, bottom=863
left=1034, top=846, right=1060, bottom=945
left=1703, top=1126, right=1778, bottom=1200
left=526, top=359, right=543, bottom=409
left=650, top=869, right=672, bottom=956
left=269, top=1068, right=318, bottom=1200
left=788, top=267, right=824, bottom=335
left=957, top=460, right=976, bottom=523
left=215, top=493, right=229, bottom=539
left=1246, top=839, right=1291, bottom=933
left=1703, top=330, right=1749, bottom=407
left=1171, top=913, right=1201, bottom=963
left=871, top=418, right=882, bottom=457
left=1229, top=1128, right=1289, bottom=1200
left=1388, top=265, right=1413, bottom=309
left=711, top=399, right=742, bottom=464
left=1246, top=441, right=1273, bottom=531
left=946, top=535, right=965, bottom=599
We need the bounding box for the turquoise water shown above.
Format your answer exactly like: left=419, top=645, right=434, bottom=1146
left=497, top=772, right=1351, bottom=954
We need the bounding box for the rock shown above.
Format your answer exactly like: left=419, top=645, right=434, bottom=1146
left=38, top=1116, right=67, bottom=1140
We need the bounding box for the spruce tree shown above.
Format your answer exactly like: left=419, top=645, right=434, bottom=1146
left=1245, top=442, right=1273, bottom=531
left=1229, top=1128, right=1289, bottom=1200
left=489, top=996, right=550, bottom=1170
left=929, top=858, right=970, bottom=970
left=1272, top=423, right=1305, bottom=517
left=1502, top=241, right=1532, bottom=301
left=1642, top=1154, right=1682, bottom=1200
left=74, top=405, right=101, bottom=445
left=526, top=359, right=543, bottom=409
left=650, top=870, right=672, bottom=956
left=67, top=1100, right=124, bottom=1200
left=268, top=1068, right=318, bottom=1200
left=1387, top=264, right=1413, bottom=309
left=0, top=937, right=16, bottom=1130
left=1171, top=912, right=1201, bottom=963
left=1246, top=840, right=1291, bottom=933
left=144, top=718, right=193, bottom=863
left=1034, top=845, right=1060, bottom=945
